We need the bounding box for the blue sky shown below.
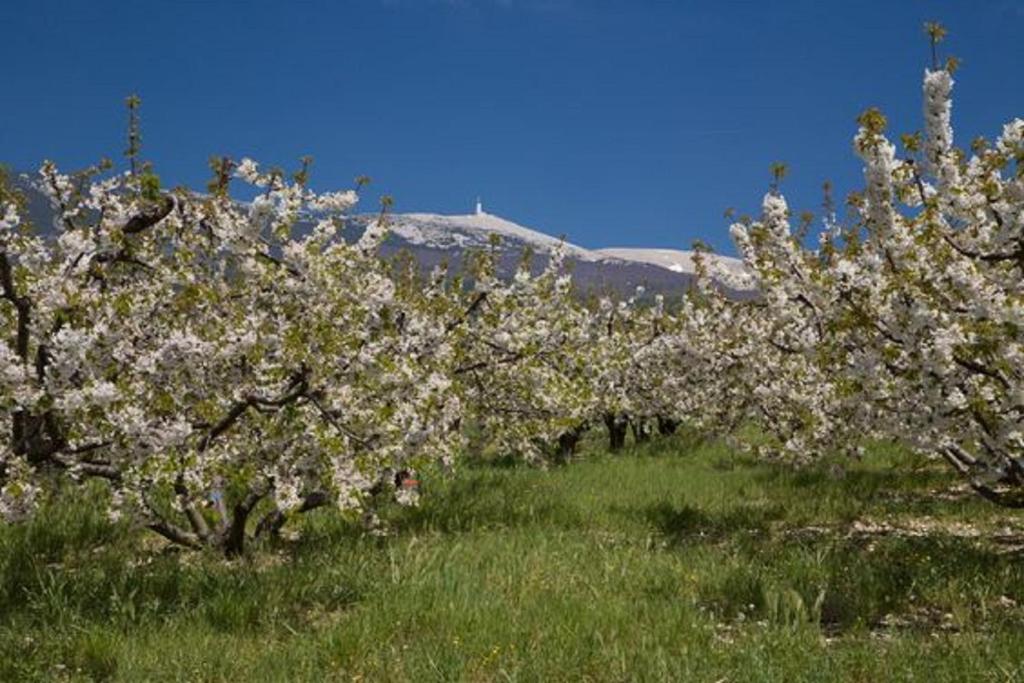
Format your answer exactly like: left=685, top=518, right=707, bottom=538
left=1, top=1, right=1022, bottom=255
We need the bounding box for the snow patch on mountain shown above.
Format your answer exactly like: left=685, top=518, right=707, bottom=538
left=592, top=247, right=747, bottom=276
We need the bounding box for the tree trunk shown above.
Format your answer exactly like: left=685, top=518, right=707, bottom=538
left=255, top=491, right=331, bottom=543
left=221, top=488, right=267, bottom=557
left=604, top=413, right=628, bottom=452
left=222, top=509, right=250, bottom=558
left=657, top=416, right=679, bottom=436
left=555, top=426, right=584, bottom=463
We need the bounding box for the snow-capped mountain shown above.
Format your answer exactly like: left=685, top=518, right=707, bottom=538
left=352, top=207, right=753, bottom=298
left=386, top=211, right=596, bottom=260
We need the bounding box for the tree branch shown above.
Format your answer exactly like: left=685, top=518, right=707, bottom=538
left=255, top=490, right=330, bottom=539
left=199, top=372, right=308, bottom=451
left=122, top=196, right=175, bottom=235
left=146, top=520, right=202, bottom=549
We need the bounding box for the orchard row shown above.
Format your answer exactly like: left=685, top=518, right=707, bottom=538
left=1, top=51, right=1022, bottom=554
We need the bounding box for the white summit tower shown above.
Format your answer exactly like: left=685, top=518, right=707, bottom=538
left=475, top=197, right=484, bottom=216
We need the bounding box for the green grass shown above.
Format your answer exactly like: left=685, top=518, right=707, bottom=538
left=3, top=435, right=1024, bottom=681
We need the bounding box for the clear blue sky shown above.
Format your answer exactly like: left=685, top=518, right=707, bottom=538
left=2, top=1, right=1022, bottom=255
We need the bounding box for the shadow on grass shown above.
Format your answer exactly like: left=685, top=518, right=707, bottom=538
left=648, top=503, right=1024, bottom=633
left=392, top=469, right=582, bottom=534
left=642, top=501, right=786, bottom=545
left=761, top=462, right=1005, bottom=525
left=635, top=489, right=1024, bottom=633
left=759, top=463, right=921, bottom=493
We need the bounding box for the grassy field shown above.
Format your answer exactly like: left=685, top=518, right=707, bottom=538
left=3, top=433, right=1024, bottom=681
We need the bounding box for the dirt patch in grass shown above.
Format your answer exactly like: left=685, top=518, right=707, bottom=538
left=782, top=515, right=1024, bottom=549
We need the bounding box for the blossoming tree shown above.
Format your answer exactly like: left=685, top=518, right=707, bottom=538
left=724, top=25, right=1024, bottom=504
left=0, top=154, right=466, bottom=554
